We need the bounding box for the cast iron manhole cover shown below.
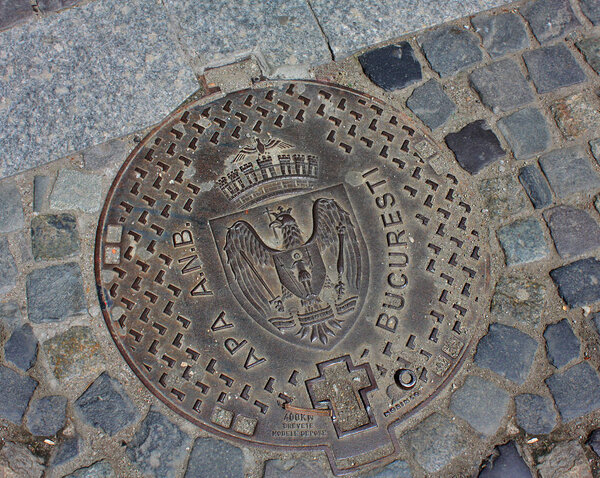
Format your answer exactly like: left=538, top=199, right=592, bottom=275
left=96, top=81, right=489, bottom=474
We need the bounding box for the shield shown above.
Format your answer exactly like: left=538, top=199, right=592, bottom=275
left=272, top=242, right=326, bottom=300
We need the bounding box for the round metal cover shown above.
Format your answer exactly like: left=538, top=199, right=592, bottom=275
left=95, top=81, right=489, bottom=474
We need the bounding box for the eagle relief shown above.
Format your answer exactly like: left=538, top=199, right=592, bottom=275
left=210, top=184, right=369, bottom=349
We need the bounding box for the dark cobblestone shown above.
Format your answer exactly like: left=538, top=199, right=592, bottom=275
left=450, top=376, right=509, bottom=435
left=550, top=257, right=600, bottom=308
left=26, top=262, right=86, bottom=323
left=546, top=362, right=600, bottom=421
left=479, top=175, right=529, bottom=219
left=469, top=59, right=534, bottom=113
left=523, top=45, right=587, bottom=94
left=577, top=37, right=600, bottom=75
left=521, top=0, right=580, bottom=43
left=0, top=365, right=37, bottom=424
left=418, top=26, right=483, bottom=77
left=491, top=274, right=547, bottom=329
left=127, top=410, right=191, bottom=477
left=4, top=323, right=38, bottom=371
left=518, top=165, right=553, bottom=209
left=406, top=79, right=455, bottom=130
left=588, top=429, right=600, bottom=456
left=37, top=0, right=81, bottom=13
left=445, top=120, right=505, bottom=174
left=498, top=107, right=550, bottom=160
left=539, top=146, right=600, bottom=199
left=479, top=441, right=532, bottom=478
left=545, top=206, right=600, bottom=258
left=33, top=175, right=51, bottom=213
left=26, top=395, right=67, bottom=436
left=515, top=393, right=557, bottom=435
left=0, top=0, right=33, bottom=32
left=358, top=43, right=422, bottom=91
left=31, top=213, right=80, bottom=261
left=263, top=459, right=326, bottom=478
left=0, top=236, right=17, bottom=296
left=65, top=461, right=115, bottom=478
left=0, top=301, right=22, bottom=329
left=497, top=217, right=549, bottom=266
left=537, top=440, right=593, bottom=477
left=580, top=0, right=600, bottom=25
left=75, top=372, right=138, bottom=435
left=593, top=312, right=600, bottom=336
left=475, top=323, right=538, bottom=384
left=472, top=12, right=529, bottom=59
left=53, top=435, right=80, bottom=466
left=544, top=319, right=580, bottom=369
left=184, top=437, right=243, bottom=478
left=0, top=179, right=25, bottom=233
left=404, top=412, right=467, bottom=473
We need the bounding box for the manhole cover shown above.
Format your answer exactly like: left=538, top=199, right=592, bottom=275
left=95, top=81, right=489, bottom=474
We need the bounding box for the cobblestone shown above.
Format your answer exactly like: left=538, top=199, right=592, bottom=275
left=577, top=37, right=600, bottom=75
left=43, top=326, right=104, bottom=381
left=537, top=440, right=592, bottom=478
left=362, top=460, right=412, bottom=478
left=65, top=461, right=115, bottom=478
left=406, top=79, right=455, bottom=130
left=491, top=274, right=547, bottom=328
left=546, top=362, right=600, bottom=421
left=550, top=257, right=600, bottom=308
left=26, top=395, right=67, bottom=436
left=588, top=429, right=600, bottom=456
left=497, top=217, right=549, bottom=266
left=520, top=0, right=580, bottom=43
left=185, top=438, right=244, bottom=478
left=0, top=441, right=44, bottom=478
left=0, top=302, right=22, bottom=330
left=0, top=179, right=25, bottom=233
left=359, top=43, right=422, bottom=91
left=523, top=45, right=587, bottom=94
left=418, top=26, right=483, bottom=77
left=75, top=372, right=138, bottom=435
left=479, top=175, right=529, bottom=218
left=479, top=441, right=532, bottom=478
left=83, top=137, right=134, bottom=171
left=545, top=206, right=600, bottom=258
left=404, top=412, right=467, bottom=473
left=474, top=323, right=538, bottom=384
left=551, top=93, right=600, bottom=139
left=580, top=0, right=600, bottom=25
left=472, top=12, right=529, bottom=59
left=591, top=138, right=600, bottom=164
left=0, top=237, right=17, bottom=296
left=515, top=393, right=557, bottom=435
left=498, top=107, right=550, bottom=160
left=469, top=59, right=534, bottom=113
left=445, top=120, right=505, bottom=174
left=26, top=263, right=86, bottom=323
left=518, top=165, right=553, bottom=209
left=31, top=214, right=80, bottom=261
left=33, top=176, right=52, bottom=213
left=544, top=319, right=579, bottom=369
left=0, top=365, right=37, bottom=424
left=4, top=324, right=38, bottom=371
left=53, top=435, right=81, bottom=466
left=0, top=0, right=32, bottom=31
left=49, top=170, right=103, bottom=214
left=37, top=0, right=81, bottom=13
left=539, top=146, right=600, bottom=199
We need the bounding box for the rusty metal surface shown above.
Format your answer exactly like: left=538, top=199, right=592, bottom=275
left=95, top=81, right=489, bottom=474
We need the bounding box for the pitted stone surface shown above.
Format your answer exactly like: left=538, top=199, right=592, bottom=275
left=83, top=137, right=135, bottom=171
left=127, top=410, right=192, bottom=478
left=479, top=175, right=529, bottom=218
left=0, top=180, right=25, bottom=233
left=53, top=435, right=81, bottom=466
left=539, top=147, right=600, bottom=199
left=419, top=26, right=483, bottom=77
left=498, top=108, right=550, bottom=160
left=515, top=393, right=557, bottom=435
left=472, top=12, right=529, bottom=58
left=0, top=365, right=37, bottom=424
left=26, top=263, right=86, bottom=323
left=31, top=213, right=80, bottom=261
left=497, top=217, right=549, bottom=266
left=406, top=79, right=456, bottom=129
left=545, top=206, right=600, bottom=258
left=551, top=93, right=600, bottom=139
left=359, top=43, right=422, bottom=91
left=49, top=170, right=103, bottom=213
left=544, top=319, right=580, bottom=369
left=520, top=0, right=580, bottom=43
left=445, top=120, right=505, bottom=174
left=518, top=165, right=553, bottom=209
left=184, top=438, right=244, bottom=478
left=0, top=441, right=44, bottom=478
left=475, top=323, right=538, bottom=384
left=491, top=274, right=547, bottom=328
left=580, top=0, right=600, bottom=25
left=479, top=441, right=532, bottom=478
left=546, top=362, right=600, bottom=421
left=523, top=45, right=587, bottom=94
left=550, top=258, right=600, bottom=308
left=469, top=59, right=534, bottom=113
left=65, top=461, right=116, bottom=478
left=405, top=413, right=467, bottom=473
left=26, top=395, right=68, bottom=436
left=450, top=376, right=509, bottom=435
left=537, top=440, right=593, bottom=478
left=75, top=372, right=138, bottom=435
left=4, top=323, right=38, bottom=371
left=0, top=237, right=17, bottom=296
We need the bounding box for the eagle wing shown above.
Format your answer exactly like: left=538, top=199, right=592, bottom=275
left=224, top=221, right=278, bottom=315
left=308, top=198, right=361, bottom=290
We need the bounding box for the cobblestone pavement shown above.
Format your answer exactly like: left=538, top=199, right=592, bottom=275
left=1, top=0, right=600, bottom=477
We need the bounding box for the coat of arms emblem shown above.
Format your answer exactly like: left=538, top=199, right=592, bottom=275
left=210, top=184, right=369, bottom=349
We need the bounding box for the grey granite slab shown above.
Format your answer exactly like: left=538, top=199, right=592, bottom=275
left=0, top=0, right=198, bottom=178
left=308, top=0, right=515, bottom=59
left=163, top=0, right=330, bottom=72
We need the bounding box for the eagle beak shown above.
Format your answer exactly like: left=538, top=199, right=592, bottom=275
left=269, top=220, right=281, bottom=229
